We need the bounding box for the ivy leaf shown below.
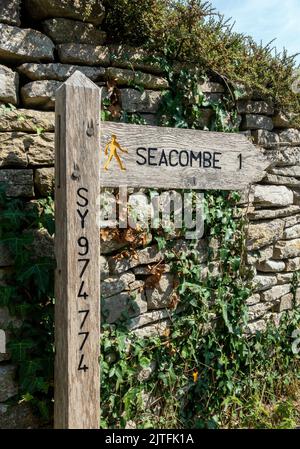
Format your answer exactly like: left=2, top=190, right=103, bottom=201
left=230, top=257, right=241, bottom=272
left=17, top=262, right=52, bottom=294
left=139, top=356, right=151, bottom=369
left=8, top=340, right=35, bottom=362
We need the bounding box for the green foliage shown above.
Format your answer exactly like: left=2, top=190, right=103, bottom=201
left=158, top=67, right=239, bottom=131
left=0, top=187, right=55, bottom=421
left=103, top=0, right=167, bottom=46
left=104, top=0, right=300, bottom=123
left=0, top=103, right=16, bottom=115
left=101, top=98, right=113, bottom=122
left=120, top=111, right=147, bottom=125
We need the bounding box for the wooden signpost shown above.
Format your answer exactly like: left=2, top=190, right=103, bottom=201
left=100, top=122, right=268, bottom=190
left=54, top=72, right=100, bottom=429
left=54, top=72, right=269, bottom=429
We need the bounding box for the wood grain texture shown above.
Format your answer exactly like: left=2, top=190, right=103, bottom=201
left=100, top=122, right=269, bottom=190
left=54, top=71, right=100, bottom=429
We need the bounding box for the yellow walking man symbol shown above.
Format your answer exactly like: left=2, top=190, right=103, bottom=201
left=103, top=134, right=128, bottom=171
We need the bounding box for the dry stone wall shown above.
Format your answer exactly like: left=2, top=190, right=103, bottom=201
left=0, top=0, right=300, bottom=428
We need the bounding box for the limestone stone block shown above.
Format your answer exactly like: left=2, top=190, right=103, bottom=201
left=265, top=174, right=299, bottom=187
left=132, top=320, right=169, bottom=338
left=246, top=294, right=261, bottom=305
left=100, top=237, right=127, bottom=255
left=58, top=43, right=110, bottom=66
left=198, top=81, right=224, bottom=93
left=270, top=166, right=300, bottom=177
left=256, top=260, right=285, bottom=273
left=127, top=310, right=170, bottom=330
left=247, top=219, right=284, bottom=251
left=134, top=264, right=171, bottom=275
left=245, top=320, right=267, bottom=334
left=273, top=111, right=297, bottom=129
left=137, top=361, right=156, bottom=382
left=203, top=93, right=222, bottom=103
left=197, top=109, right=213, bottom=129
left=25, top=0, right=105, bottom=25
left=102, top=290, right=147, bottom=324
left=237, top=100, right=274, bottom=115
left=21, top=80, right=61, bottom=110
left=0, top=131, right=54, bottom=167
left=0, top=169, right=33, bottom=197
left=247, top=245, right=274, bottom=265
left=274, top=239, right=300, bottom=260
left=34, top=168, right=54, bottom=196
left=26, top=228, right=54, bottom=259
left=0, top=403, right=40, bottom=429
left=0, top=0, right=20, bottom=26
left=106, top=67, right=168, bottom=90
left=101, top=272, right=135, bottom=299
left=0, top=24, right=54, bottom=63
left=249, top=206, right=300, bottom=221
left=278, top=129, right=300, bottom=145
left=120, top=88, right=164, bottom=114
left=294, top=190, right=300, bottom=206
left=140, top=114, right=158, bottom=126
left=0, top=109, right=54, bottom=132
left=253, top=275, right=277, bottom=292
left=261, top=284, right=291, bottom=302
left=18, top=62, right=105, bottom=82
left=108, top=244, right=163, bottom=274
left=242, top=114, right=273, bottom=131
left=277, top=272, right=294, bottom=284
left=129, top=280, right=144, bottom=291
left=274, top=147, right=300, bottom=166
left=100, top=255, right=109, bottom=280
left=0, top=65, right=18, bottom=105
left=43, top=18, right=106, bottom=44
left=0, top=132, right=28, bottom=167
left=26, top=132, right=54, bottom=166
left=252, top=129, right=279, bottom=148
left=248, top=302, right=273, bottom=320
left=146, top=274, right=174, bottom=310
left=283, top=224, right=300, bottom=240
left=284, top=257, right=300, bottom=272
left=0, top=365, right=17, bottom=402
left=284, top=214, right=300, bottom=228
left=279, top=293, right=293, bottom=312
left=253, top=185, right=293, bottom=208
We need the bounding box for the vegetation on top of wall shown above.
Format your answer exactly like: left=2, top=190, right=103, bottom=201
left=103, top=0, right=300, bottom=123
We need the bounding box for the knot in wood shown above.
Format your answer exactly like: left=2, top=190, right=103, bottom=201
left=71, top=163, right=81, bottom=181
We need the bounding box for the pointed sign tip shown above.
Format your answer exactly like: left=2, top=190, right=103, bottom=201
left=62, top=70, right=99, bottom=90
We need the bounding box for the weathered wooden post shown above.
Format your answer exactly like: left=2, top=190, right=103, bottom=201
left=54, top=71, right=100, bottom=429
